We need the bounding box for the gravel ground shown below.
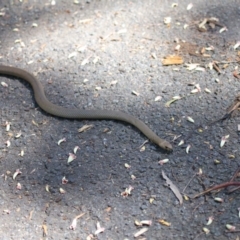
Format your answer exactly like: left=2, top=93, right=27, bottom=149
left=0, top=0, right=240, bottom=239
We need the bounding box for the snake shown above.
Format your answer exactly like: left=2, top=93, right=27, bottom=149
left=0, top=65, right=173, bottom=151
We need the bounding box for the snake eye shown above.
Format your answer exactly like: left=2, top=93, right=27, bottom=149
left=165, top=145, right=173, bottom=151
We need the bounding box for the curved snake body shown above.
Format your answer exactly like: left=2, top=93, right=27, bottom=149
left=0, top=65, right=172, bottom=151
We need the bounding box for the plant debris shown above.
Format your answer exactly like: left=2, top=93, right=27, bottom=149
left=162, top=171, right=183, bottom=204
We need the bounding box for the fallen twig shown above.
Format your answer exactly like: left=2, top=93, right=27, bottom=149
left=193, top=182, right=240, bottom=198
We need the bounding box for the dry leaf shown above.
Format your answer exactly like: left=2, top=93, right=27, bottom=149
left=185, top=63, right=200, bottom=70
left=226, top=224, right=236, bottom=231
left=220, top=135, right=229, bottom=148
left=186, top=144, right=191, bottom=153
left=205, top=88, right=211, bottom=93
left=121, top=185, right=134, bottom=197
left=15, top=132, right=22, bottom=138
left=178, top=140, right=184, bottom=146
left=45, top=185, right=50, bottom=192
left=134, top=227, right=148, bottom=238
left=124, top=163, right=131, bottom=169
left=1, top=82, right=8, bottom=87
left=187, top=116, right=194, bottom=123
left=132, top=90, right=140, bottom=96
left=158, top=219, right=171, bottom=226
left=13, top=169, right=22, bottom=180
left=162, top=170, right=183, bottom=204
left=42, top=224, right=48, bottom=236
left=162, top=55, right=183, bottom=65
left=57, top=138, right=66, bottom=145
left=154, top=96, right=162, bottom=101
left=158, top=159, right=169, bottom=165
left=165, top=96, right=181, bottom=107
left=79, top=19, right=92, bottom=24
left=219, top=26, right=228, bottom=33
left=62, top=176, right=68, bottom=184
left=78, top=124, right=93, bottom=133
left=69, top=213, right=85, bottom=230
left=68, top=153, right=77, bottom=163
left=233, top=41, right=240, bottom=50
left=68, top=52, right=77, bottom=58
left=206, top=216, right=214, bottom=225
left=110, top=80, right=118, bottom=86
left=81, top=58, right=90, bottom=66
left=203, top=227, right=210, bottom=234
left=164, top=17, right=171, bottom=24
left=59, top=188, right=66, bottom=194
left=187, top=3, right=193, bottom=10
left=233, top=70, right=240, bottom=79
left=73, top=146, right=80, bottom=154
left=95, top=222, right=105, bottom=235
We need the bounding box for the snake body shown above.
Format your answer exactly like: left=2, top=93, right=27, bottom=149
left=0, top=65, right=172, bottom=151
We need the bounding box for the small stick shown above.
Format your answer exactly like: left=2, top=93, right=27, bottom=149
left=182, top=173, right=197, bottom=194
left=212, top=61, right=221, bottom=74
left=194, top=182, right=240, bottom=198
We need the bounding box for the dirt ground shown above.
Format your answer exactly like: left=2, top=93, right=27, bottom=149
left=0, top=0, right=240, bottom=239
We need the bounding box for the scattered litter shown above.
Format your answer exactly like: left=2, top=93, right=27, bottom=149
left=121, top=185, right=134, bottom=197
left=59, top=188, right=66, bottom=194
left=233, top=41, right=240, bottom=50
left=15, top=132, right=22, bottom=138
left=186, top=3, right=193, bottom=10
left=57, top=138, right=66, bottom=145
left=214, top=197, right=223, bottom=203
left=158, top=219, right=171, bottom=226
left=132, top=90, right=140, bottom=96
left=16, top=182, right=21, bottom=190
left=164, top=17, right=171, bottom=25
left=162, top=55, right=183, bottom=65
left=158, top=159, right=169, bottom=165
left=204, top=88, right=211, bottom=93
left=62, top=176, right=68, bottom=184
left=73, top=146, right=80, bottom=154
left=186, top=144, right=191, bottom=154
left=187, top=116, right=194, bottom=123
left=226, top=224, right=236, bottom=231
left=78, top=124, right=93, bottom=133
left=69, top=213, right=85, bottom=230
left=1, top=82, right=8, bottom=87
left=134, top=227, right=148, bottom=238
left=206, top=216, right=214, bottom=225
left=178, top=140, right=184, bottom=146
left=95, top=222, right=105, bottom=235
left=68, top=52, right=77, bottom=59
left=13, top=169, right=22, bottom=180
left=162, top=171, right=183, bottom=204
left=42, top=223, right=48, bottom=237
left=154, top=96, right=162, bottom=101
left=124, top=163, right=131, bottom=169
left=203, top=227, right=210, bottom=234
left=5, top=121, right=11, bottom=131
left=131, top=175, right=136, bottom=180
left=165, top=96, right=182, bottom=107
left=220, top=135, right=229, bottom=148
left=45, top=185, right=50, bottom=192
left=135, top=220, right=152, bottom=226
left=68, top=153, right=77, bottom=163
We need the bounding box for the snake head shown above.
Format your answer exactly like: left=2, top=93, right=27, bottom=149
left=159, top=140, right=173, bottom=152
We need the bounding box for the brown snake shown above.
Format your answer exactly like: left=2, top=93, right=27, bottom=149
left=0, top=65, right=172, bottom=151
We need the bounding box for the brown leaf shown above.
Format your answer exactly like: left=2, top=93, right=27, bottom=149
left=42, top=224, right=48, bottom=236
left=162, top=55, right=183, bottom=65
left=233, top=70, right=240, bottom=79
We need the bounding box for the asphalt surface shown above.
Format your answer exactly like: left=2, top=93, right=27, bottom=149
left=0, top=0, right=240, bottom=239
